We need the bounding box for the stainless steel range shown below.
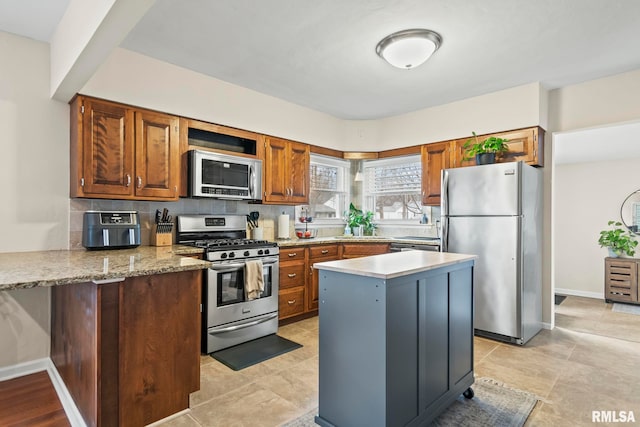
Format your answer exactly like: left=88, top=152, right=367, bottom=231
left=177, top=214, right=279, bottom=353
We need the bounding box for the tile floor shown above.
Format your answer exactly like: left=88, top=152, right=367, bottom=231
left=159, top=296, right=640, bottom=427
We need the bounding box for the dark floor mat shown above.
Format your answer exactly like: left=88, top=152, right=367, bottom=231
left=211, top=334, right=302, bottom=371
left=555, top=295, right=567, bottom=305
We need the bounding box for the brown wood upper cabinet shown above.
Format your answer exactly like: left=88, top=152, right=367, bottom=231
left=70, top=95, right=180, bottom=201
left=263, top=136, right=310, bottom=204
left=421, top=141, right=453, bottom=206
left=422, top=127, right=544, bottom=206
left=451, top=127, right=544, bottom=168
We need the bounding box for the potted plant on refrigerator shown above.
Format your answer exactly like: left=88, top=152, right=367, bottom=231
left=463, top=131, right=509, bottom=165
left=598, top=220, right=638, bottom=257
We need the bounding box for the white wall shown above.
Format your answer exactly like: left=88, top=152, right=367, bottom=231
left=546, top=69, right=640, bottom=325
left=554, top=157, right=640, bottom=297
left=81, top=48, right=345, bottom=150
left=0, top=31, right=69, bottom=367
left=376, top=82, right=546, bottom=150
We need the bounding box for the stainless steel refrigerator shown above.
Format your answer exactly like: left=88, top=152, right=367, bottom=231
left=441, top=161, right=542, bottom=345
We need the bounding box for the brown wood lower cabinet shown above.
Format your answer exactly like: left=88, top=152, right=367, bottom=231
left=340, top=243, right=390, bottom=259
left=605, top=257, right=639, bottom=304
left=278, top=247, right=307, bottom=320
left=308, top=244, right=340, bottom=311
left=51, top=270, right=201, bottom=427
left=278, top=243, right=391, bottom=322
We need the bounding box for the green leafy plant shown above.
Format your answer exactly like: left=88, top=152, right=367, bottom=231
left=463, top=131, right=509, bottom=160
left=598, top=220, right=638, bottom=257
left=346, top=203, right=377, bottom=235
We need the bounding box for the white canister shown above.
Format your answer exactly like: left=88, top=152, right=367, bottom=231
left=251, top=227, right=264, bottom=240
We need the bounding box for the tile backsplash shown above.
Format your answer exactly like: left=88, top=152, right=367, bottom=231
left=69, top=198, right=297, bottom=249
left=69, top=199, right=440, bottom=249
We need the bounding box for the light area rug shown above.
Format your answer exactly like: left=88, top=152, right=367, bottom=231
left=612, top=303, right=640, bottom=316
left=281, top=377, right=538, bottom=427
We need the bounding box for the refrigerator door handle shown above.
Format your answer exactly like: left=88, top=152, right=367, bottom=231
left=441, top=218, right=448, bottom=252
left=441, top=169, right=449, bottom=216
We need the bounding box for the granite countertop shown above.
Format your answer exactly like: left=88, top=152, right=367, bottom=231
left=0, top=246, right=211, bottom=291
left=276, top=236, right=440, bottom=247
left=314, top=251, right=476, bottom=279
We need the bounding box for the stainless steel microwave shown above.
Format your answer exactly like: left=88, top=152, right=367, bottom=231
left=189, top=150, right=262, bottom=200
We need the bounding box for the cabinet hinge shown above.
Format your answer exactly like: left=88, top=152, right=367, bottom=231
left=80, top=177, right=85, bottom=187
left=81, top=105, right=85, bottom=114
left=200, top=304, right=203, bottom=313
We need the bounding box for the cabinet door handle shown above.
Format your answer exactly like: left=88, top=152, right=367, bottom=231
left=288, top=253, right=297, bottom=257
left=137, top=176, right=142, bottom=188
left=321, top=249, right=329, bottom=254
left=287, top=299, right=296, bottom=305
left=126, top=174, right=131, bottom=187
left=287, top=273, right=297, bottom=278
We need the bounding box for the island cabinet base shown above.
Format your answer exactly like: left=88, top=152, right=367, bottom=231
left=51, top=270, right=201, bottom=427
left=316, top=261, right=474, bottom=427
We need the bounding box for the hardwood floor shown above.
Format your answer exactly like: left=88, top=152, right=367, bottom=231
left=0, top=371, right=69, bottom=427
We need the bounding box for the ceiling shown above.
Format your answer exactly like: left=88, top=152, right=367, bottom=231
left=3, top=0, right=640, bottom=120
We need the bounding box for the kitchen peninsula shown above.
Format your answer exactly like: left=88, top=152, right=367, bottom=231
left=314, top=251, right=476, bottom=427
left=0, top=247, right=210, bottom=427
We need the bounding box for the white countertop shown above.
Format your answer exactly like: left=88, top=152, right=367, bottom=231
left=314, top=251, right=476, bottom=279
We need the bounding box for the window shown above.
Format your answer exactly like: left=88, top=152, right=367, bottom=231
left=296, top=155, right=350, bottom=222
left=363, top=155, right=422, bottom=221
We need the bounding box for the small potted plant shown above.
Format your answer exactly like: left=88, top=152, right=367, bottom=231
left=463, top=131, right=509, bottom=165
left=598, top=220, right=638, bottom=257
left=346, top=203, right=376, bottom=236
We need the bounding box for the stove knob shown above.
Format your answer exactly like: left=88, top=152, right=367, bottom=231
left=229, top=252, right=235, bottom=258
left=264, top=249, right=270, bottom=255
left=257, top=249, right=264, bottom=255
left=220, top=253, right=227, bottom=259
left=244, top=251, right=250, bottom=256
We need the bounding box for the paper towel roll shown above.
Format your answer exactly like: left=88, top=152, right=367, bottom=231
left=277, top=214, right=290, bottom=239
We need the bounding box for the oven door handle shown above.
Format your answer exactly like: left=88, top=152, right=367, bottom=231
left=209, top=257, right=279, bottom=271
left=208, top=312, right=278, bottom=335
left=209, top=263, right=246, bottom=271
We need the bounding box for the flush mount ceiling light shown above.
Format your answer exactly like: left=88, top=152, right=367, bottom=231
left=376, top=29, right=442, bottom=70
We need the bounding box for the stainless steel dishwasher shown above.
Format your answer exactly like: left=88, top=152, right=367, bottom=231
left=389, top=237, right=441, bottom=252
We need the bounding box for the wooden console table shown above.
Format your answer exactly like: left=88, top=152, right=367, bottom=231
left=605, top=257, right=639, bottom=304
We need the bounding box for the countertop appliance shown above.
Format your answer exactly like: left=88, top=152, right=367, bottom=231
left=176, top=214, right=279, bottom=353
left=441, top=161, right=542, bottom=345
left=189, top=150, right=262, bottom=201
left=82, top=211, right=141, bottom=250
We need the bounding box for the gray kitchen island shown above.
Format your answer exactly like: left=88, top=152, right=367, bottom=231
left=314, top=251, right=476, bottom=427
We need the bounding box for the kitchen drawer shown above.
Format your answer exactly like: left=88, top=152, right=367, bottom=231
left=340, top=243, right=390, bottom=258
left=279, top=287, right=305, bottom=319
left=280, top=263, right=306, bottom=289
left=280, top=247, right=306, bottom=262
left=309, top=244, right=339, bottom=258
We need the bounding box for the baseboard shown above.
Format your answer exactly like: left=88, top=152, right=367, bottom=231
left=46, top=359, right=87, bottom=427
left=0, top=357, right=49, bottom=381
left=541, top=322, right=553, bottom=330
left=0, top=358, right=86, bottom=427
left=555, top=288, right=603, bottom=300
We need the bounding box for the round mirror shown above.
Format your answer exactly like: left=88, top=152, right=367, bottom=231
left=620, top=189, right=640, bottom=234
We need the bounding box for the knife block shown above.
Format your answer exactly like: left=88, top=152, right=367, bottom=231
left=151, top=224, right=173, bottom=247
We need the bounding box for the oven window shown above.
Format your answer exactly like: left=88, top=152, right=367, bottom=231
left=202, top=159, right=249, bottom=188
left=218, top=270, right=244, bottom=306
left=262, top=264, right=273, bottom=297
left=216, top=263, right=275, bottom=306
